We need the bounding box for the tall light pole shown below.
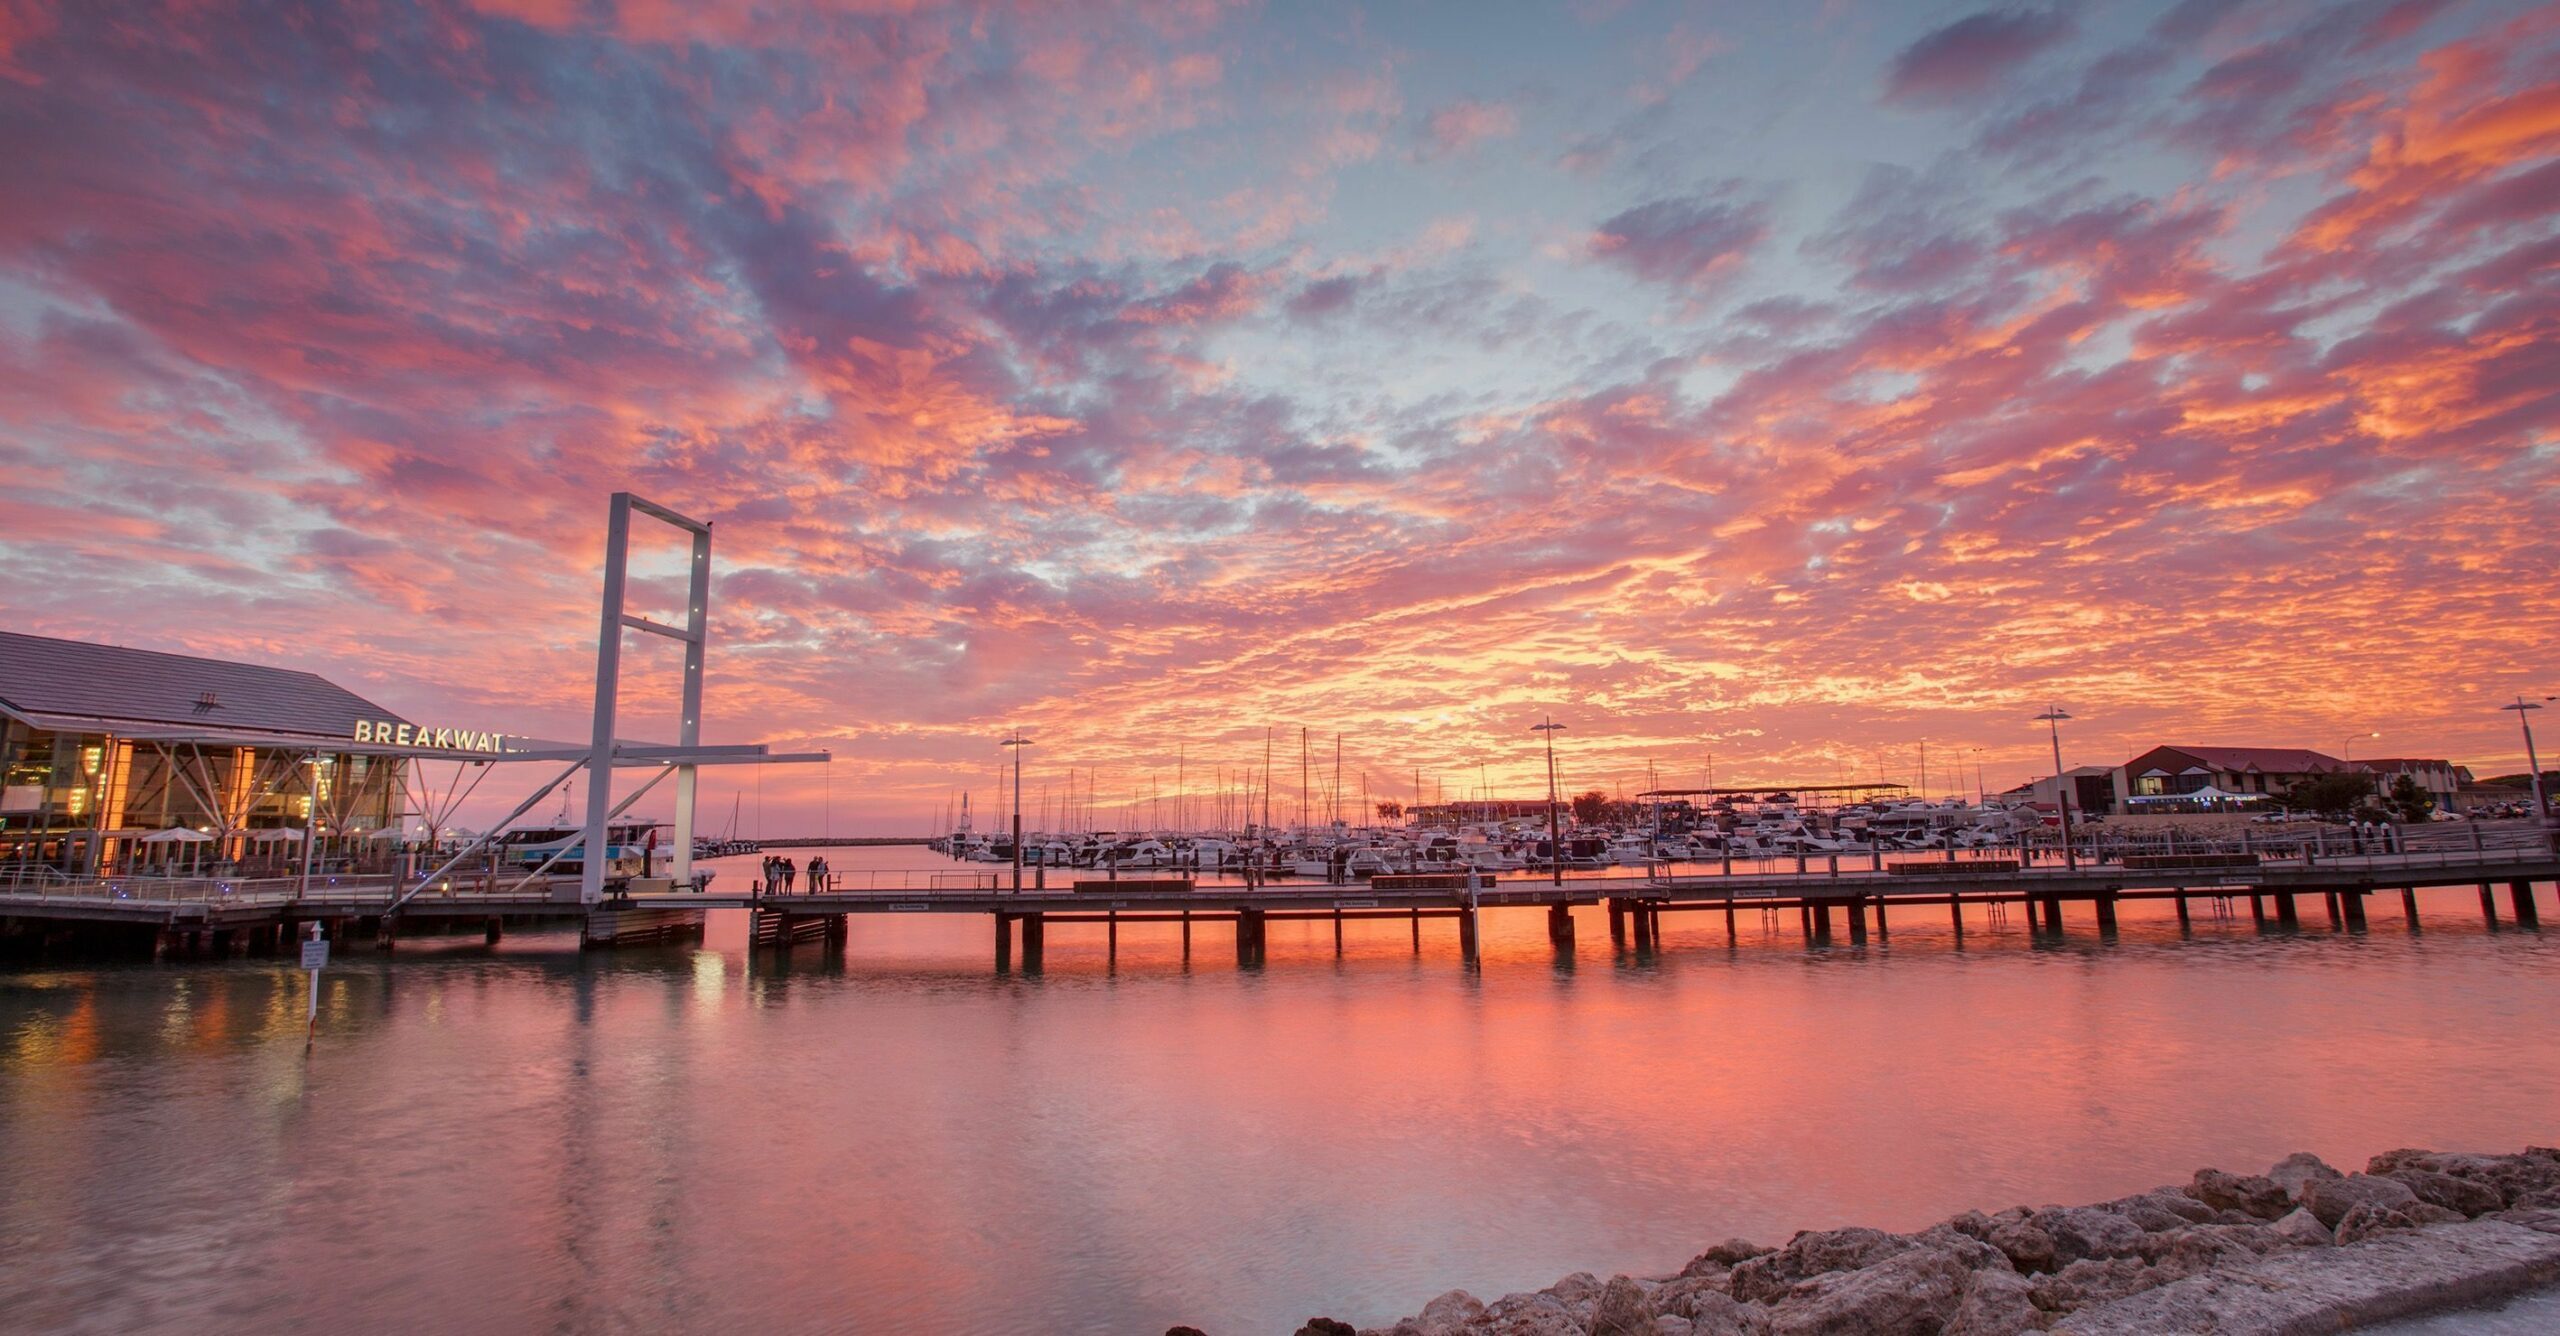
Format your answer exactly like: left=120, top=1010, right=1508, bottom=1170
left=1001, top=730, right=1032, bottom=893
left=2035, top=706, right=2075, bottom=870
left=1971, top=747, right=1986, bottom=806
left=2346, top=730, right=2380, bottom=812
left=1533, top=717, right=1567, bottom=886
left=2502, top=697, right=2546, bottom=834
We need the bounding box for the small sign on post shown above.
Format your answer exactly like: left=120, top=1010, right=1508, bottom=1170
left=302, top=922, right=328, bottom=1048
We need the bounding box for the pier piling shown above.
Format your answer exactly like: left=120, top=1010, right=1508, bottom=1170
left=2479, top=884, right=2500, bottom=929
left=2402, top=888, right=2420, bottom=928
left=1021, top=912, right=1045, bottom=970
left=2512, top=881, right=2540, bottom=929
left=2276, top=894, right=2299, bottom=929
left=2343, top=891, right=2367, bottom=930
left=995, top=912, right=1012, bottom=971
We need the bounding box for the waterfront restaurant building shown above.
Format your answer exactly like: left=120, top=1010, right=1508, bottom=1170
left=0, top=631, right=412, bottom=876
left=2117, top=744, right=2355, bottom=812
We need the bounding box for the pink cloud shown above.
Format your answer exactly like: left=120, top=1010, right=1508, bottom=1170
left=1414, top=98, right=1518, bottom=161
left=1883, top=7, right=2076, bottom=106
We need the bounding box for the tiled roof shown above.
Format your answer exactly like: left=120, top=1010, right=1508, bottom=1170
left=0, top=631, right=404, bottom=740
left=2148, top=745, right=2346, bottom=773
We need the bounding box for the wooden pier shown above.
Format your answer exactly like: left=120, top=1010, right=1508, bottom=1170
left=4, top=839, right=2555, bottom=966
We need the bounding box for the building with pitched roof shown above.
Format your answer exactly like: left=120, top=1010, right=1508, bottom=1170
left=0, top=631, right=427, bottom=874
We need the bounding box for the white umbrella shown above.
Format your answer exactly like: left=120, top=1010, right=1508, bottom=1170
left=249, top=828, right=305, bottom=843
left=363, top=826, right=403, bottom=840
left=141, top=827, right=215, bottom=844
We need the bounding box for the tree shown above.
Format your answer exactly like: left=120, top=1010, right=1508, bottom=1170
left=2384, top=775, right=2435, bottom=823
left=1570, top=789, right=1612, bottom=826
left=2280, top=771, right=2374, bottom=819
left=1374, top=800, right=1404, bottom=821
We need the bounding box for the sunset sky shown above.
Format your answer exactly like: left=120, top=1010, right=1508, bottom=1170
left=3, top=0, right=2556, bottom=833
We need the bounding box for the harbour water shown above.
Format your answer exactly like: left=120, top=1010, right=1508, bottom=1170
left=4, top=846, right=2555, bottom=1334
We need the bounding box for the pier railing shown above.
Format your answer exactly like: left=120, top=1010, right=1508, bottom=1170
left=2, top=826, right=2551, bottom=914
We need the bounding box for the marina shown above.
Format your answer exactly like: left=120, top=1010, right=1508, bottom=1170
left=7, top=844, right=2559, bottom=1334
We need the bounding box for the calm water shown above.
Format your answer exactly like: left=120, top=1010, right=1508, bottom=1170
left=4, top=848, right=2555, bottom=1334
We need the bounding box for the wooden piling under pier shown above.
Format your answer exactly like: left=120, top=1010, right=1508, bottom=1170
left=2512, top=881, right=2540, bottom=929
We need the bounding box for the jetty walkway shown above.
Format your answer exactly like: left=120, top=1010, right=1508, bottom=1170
left=3, top=828, right=2553, bottom=965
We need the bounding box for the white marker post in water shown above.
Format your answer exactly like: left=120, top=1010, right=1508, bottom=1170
left=300, top=920, right=329, bottom=1047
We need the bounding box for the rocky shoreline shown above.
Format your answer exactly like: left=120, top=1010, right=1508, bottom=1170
left=1221, top=1148, right=2560, bottom=1336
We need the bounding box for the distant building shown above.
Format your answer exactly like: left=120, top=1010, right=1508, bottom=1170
left=1409, top=799, right=1564, bottom=828
left=0, top=631, right=417, bottom=874
left=2357, top=758, right=2462, bottom=812
left=2116, top=745, right=2356, bottom=811
left=2006, top=766, right=2122, bottom=817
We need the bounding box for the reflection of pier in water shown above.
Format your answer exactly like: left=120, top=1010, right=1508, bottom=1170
left=5, top=837, right=2553, bottom=968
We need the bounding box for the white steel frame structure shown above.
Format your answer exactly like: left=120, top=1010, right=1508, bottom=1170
left=385, top=492, right=824, bottom=918
left=582, top=493, right=714, bottom=904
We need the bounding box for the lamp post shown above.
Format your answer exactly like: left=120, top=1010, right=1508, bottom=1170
left=2034, top=707, right=2075, bottom=870
left=2344, top=726, right=2385, bottom=808
left=1000, top=730, right=1032, bottom=893
left=1971, top=747, right=1985, bottom=806
left=1533, top=717, right=1567, bottom=886
left=2502, top=697, right=2547, bottom=835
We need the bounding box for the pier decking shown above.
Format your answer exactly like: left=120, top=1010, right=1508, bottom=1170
left=4, top=828, right=2554, bottom=964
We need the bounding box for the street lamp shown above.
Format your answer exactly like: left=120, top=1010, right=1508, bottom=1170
left=2345, top=731, right=2381, bottom=811
left=2501, top=697, right=2547, bottom=835
left=1970, top=747, right=1986, bottom=806
left=1000, top=730, right=1033, bottom=893
left=1532, top=717, right=1567, bottom=886
left=2034, top=707, right=2075, bottom=870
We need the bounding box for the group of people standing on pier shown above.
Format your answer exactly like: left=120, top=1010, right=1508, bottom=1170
left=759, top=854, right=831, bottom=895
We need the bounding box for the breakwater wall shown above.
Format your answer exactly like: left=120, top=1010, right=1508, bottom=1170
left=1261, top=1148, right=2560, bottom=1336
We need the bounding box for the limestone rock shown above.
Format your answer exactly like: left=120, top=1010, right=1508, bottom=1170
left=1682, top=1238, right=1766, bottom=1276
left=2031, top=1208, right=2145, bottom=1264
left=2029, top=1256, right=2163, bottom=1313
left=2384, top=1168, right=2507, bottom=1217
left=1945, top=1268, right=2046, bottom=1336
left=1668, top=1290, right=1754, bottom=1336
left=2189, top=1169, right=2292, bottom=1221
left=2150, top=1222, right=2276, bottom=1272
left=1913, top=1223, right=2009, bottom=1272
left=1479, top=1291, right=1576, bottom=1336
left=1759, top=1245, right=1974, bottom=1336
left=1588, top=1275, right=1658, bottom=1336
left=2054, top=1218, right=2560, bottom=1333
left=2268, top=1152, right=2343, bottom=1203
left=1482, top=1302, right=1579, bottom=1336
left=1417, top=1289, right=1485, bottom=1331
left=1728, top=1227, right=1914, bottom=1303
left=1990, top=1221, right=2057, bottom=1274
left=2373, top=1150, right=2560, bottom=1208
left=2270, top=1207, right=2334, bottom=1246
left=2333, top=1201, right=2422, bottom=1245
left=1544, top=1272, right=1599, bottom=1310
left=2302, top=1173, right=2420, bottom=1229
left=1944, top=1210, right=1998, bottom=1242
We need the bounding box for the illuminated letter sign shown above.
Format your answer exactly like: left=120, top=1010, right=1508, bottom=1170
left=353, top=720, right=511, bottom=753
